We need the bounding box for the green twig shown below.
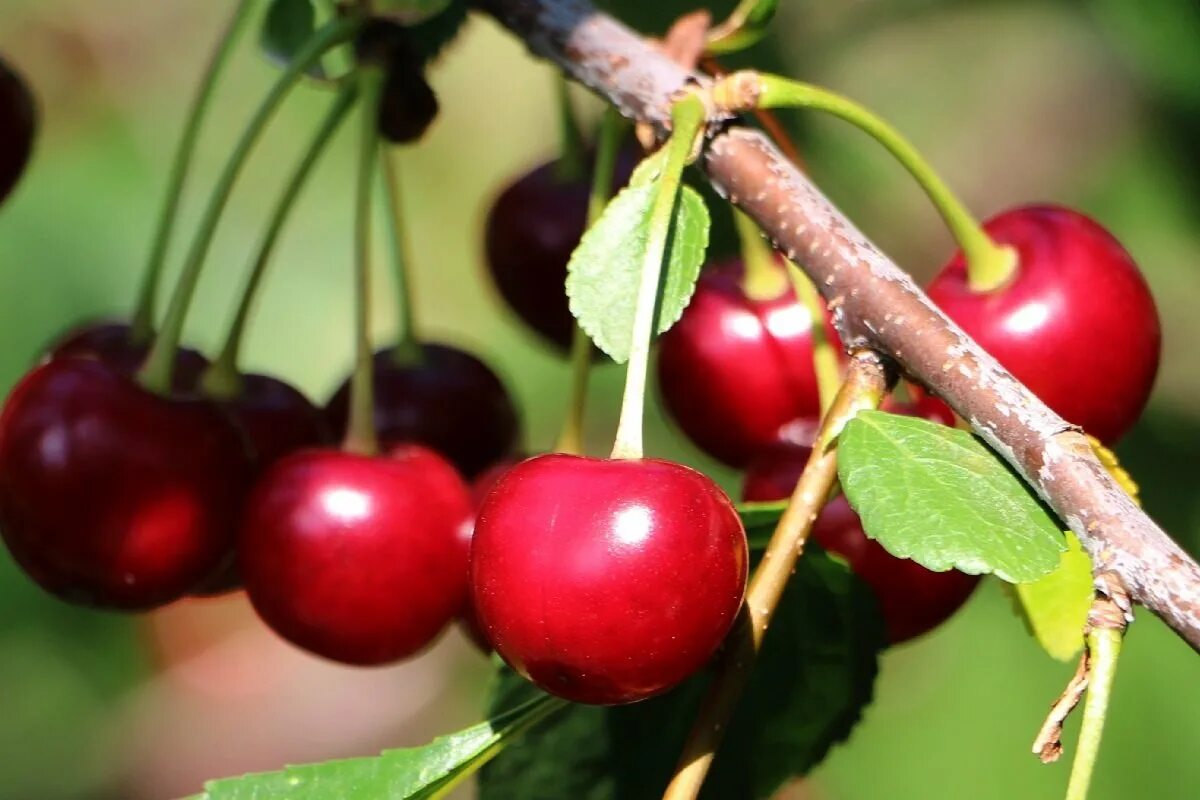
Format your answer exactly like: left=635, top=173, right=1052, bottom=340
left=785, top=259, right=840, bottom=413
left=1065, top=628, right=1122, bottom=800
left=380, top=149, right=423, bottom=366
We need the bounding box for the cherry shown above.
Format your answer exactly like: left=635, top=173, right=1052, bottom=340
left=471, top=454, right=748, bottom=705
left=0, top=358, right=252, bottom=609
left=484, top=152, right=635, bottom=350
left=217, top=374, right=330, bottom=475
left=238, top=444, right=473, bottom=665
left=0, top=55, right=36, bottom=204
left=927, top=205, right=1160, bottom=444
left=45, top=320, right=209, bottom=391
left=880, top=388, right=957, bottom=427
left=324, top=344, right=520, bottom=478
left=656, top=255, right=840, bottom=467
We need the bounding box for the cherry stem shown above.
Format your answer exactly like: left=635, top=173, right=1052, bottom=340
left=748, top=74, right=1017, bottom=292
left=201, top=83, right=359, bottom=399
left=343, top=68, right=386, bottom=457
left=784, top=259, right=840, bottom=413
left=662, top=351, right=891, bottom=800
left=137, top=16, right=362, bottom=396
left=733, top=208, right=785, bottom=301
left=555, top=107, right=624, bottom=456
left=1065, top=627, right=1122, bottom=800
left=610, top=95, right=706, bottom=461
left=379, top=149, right=424, bottom=366
left=553, top=73, right=588, bottom=183
left=705, top=0, right=776, bottom=55
left=130, top=0, right=255, bottom=345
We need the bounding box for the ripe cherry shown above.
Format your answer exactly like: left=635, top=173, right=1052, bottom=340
left=216, top=374, right=330, bottom=475
left=45, top=320, right=209, bottom=391
left=471, top=454, right=748, bottom=705
left=0, top=358, right=252, bottom=609
left=238, top=444, right=473, bottom=665
left=0, top=55, right=36, bottom=204
left=324, top=344, right=519, bottom=478
left=927, top=205, right=1160, bottom=444
left=657, top=255, right=840, bottom=467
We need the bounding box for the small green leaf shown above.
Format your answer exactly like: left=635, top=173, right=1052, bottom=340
left=1011, top=532, right=1094, bottom=661
left=480, top=546, right=883, bottom=799
left=707, top=0, right=780, bottom=54
left=737, top=500, right=786, bottom=549
left=196, top=694, right=562, bottom=800
left=838, top=410, right=1064, bottom=584
left=566, top=180, right=710, bottom=362
left=261, top=0, right=327, bottom=79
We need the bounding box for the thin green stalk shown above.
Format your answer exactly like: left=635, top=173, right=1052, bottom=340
left=553, top=73, right=587, bottom=182
left=555, top=107, right=623, bottom=456
left=137, top=16, right=362, bottom=395
left=785, top=260, right=840, bottom=413
left=706, top=0, right=778, bottom=55
left=1065, top=629, right=1122, bottom=800
left=379, top=149, right=423, bottom=366
left=752, top=74, right=1016, bottom=291
left=732, top=208, right=785, bottom=301
left=342, top=69, right=386, bottom=456
left=131, top=0, right=256, bottom=344
left=201, top=83, right=359, bottom=399
left=610, top=95, right=706, bottom=460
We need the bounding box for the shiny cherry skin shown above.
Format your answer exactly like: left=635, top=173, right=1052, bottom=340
left=238, top=444, right=473, bottom=665
left=46, top=320, right=209, bottom=391
left=484, top=153, right=635, bottom=350
left=471, top=454, right=748, bottom=705
left=325, top=344, right=519, bottom=478
left=0, top=358, right=252, bottom=609
left=927, top=205, right=1160, bottom=444
left=0, top=55, right=36, bottom=204
left=657, top=256, right=840, bottom=467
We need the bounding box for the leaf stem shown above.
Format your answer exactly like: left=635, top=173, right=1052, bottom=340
left=785, top=259, right=840, bottom=414
left=137, top=16, right=362, bottom=395
left=555, top=107, right=623, bottom=456
left=130, top=0, right=256, bottom=344
left=748, top=74, right=1016, bottom=292
left=610, top=95, right=706, bottom=461
left=201, top=83, right=359, bottom=399
left=342, top=68, right=386, bottom=457
left=379, top=148, right=424, bottom=366
left=1064, top=627, right=1122, bottom=800
left=553, top=73, right=587, bottom=182
left=705, top=0, right=778, bottom=55
left=661, top=351, right=890, bottom=800
left=732, top=208, right=785, bottom=301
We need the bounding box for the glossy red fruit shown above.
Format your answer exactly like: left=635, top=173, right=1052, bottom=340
left=238, top=444, right=473, bottom=665
left=46, top=321, right=209, bottom=391
left=472, top=454, right=748, bottom=705
left=657, top=256, right=840, bottom=467
left=0, top=55, right=36, bottom=204
left=484, top=153, right=635, bottom=350
left=927, top=205, right=1160, bottom=444
left=324, top=344, right=519, bottom=478
left=0, top=358, right=252, bottom=609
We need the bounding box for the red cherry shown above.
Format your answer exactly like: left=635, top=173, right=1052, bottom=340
left=45, top=320, right=209, bottom=391
left=238, top=444, right=473, bottom=665
left=927, top=205, right=1160, bottom=444
left=0, top=55, right=36, bottom=204
left=471, top=454, right=748, bottom=705
left=218, top=374, right=330, bottom=475
left=657, top=256, right=840, bottom=467
left=0, top=358, right=252, bottom=609
left=880, top=388, right=957, bottom=427
left=484, top=153, right=636, bottom=350
left=324, top=344, right=519, bottom=478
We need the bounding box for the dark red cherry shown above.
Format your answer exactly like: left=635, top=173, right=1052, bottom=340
left=657, top=256, right=840, bottom=467
left=484, top=152, right=636, bottom=350
left=324, top=344, right=519, bottom=478
left=0, top=358, right=252, bottom=609
left=927, top=205, right=1160, bottom=444
left=217, top=374, right=330, bottom=475
left=471, top=454, right=748, bottom=705
left=0, top=55, right=36, bottom=204
left=880, top=388, right=957, bottom=427
left=46, top=321, right=209, bottom=391
left=238, top=444, right=473, bottom=665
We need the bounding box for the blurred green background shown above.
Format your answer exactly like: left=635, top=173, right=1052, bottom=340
left=0, top=0, right=1198, bottom=798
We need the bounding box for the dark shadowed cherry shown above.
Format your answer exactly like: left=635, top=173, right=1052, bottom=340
left=927, top=205, right=1160, bottom=444
left=880, top=387, right=957, bottom=427
left=657, top=255, right=840, bottom=467
left=238, top=444, right=473, bottom=665
left=324, top=344, right=519, bottom=478
left=471, top=454, right=748, bottom=705
left=45, top=320, right=209, bottom=391
left=0, top=55, right=36, bottom=204
left=484, top=151, right=636, bottom=350
left=0, top=358, right=252, bottom=609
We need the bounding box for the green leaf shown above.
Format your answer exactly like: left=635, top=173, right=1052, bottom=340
left=737, top=500, right=786, bottom=549
left=1011, top=532, right=1094, bottom=661
left=838, top=410, right=1065, bottom=584
left=707, top=0, right=780, bottom=54
left=480, top=546, right=884, bottom=800
left=566, top=180, right=710, bottom=362
left=196, top=694, right=562, bottom=800
left=261, top=0, right=327, bottom=79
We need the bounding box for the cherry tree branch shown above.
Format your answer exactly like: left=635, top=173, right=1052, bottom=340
left=473, top=0, right=1200, bottom=652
